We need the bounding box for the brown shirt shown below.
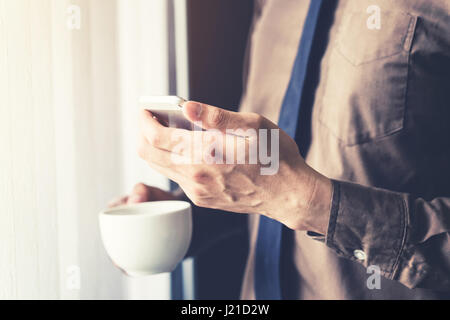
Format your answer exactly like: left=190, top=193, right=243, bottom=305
left=239, top=0, right=450, bottom=299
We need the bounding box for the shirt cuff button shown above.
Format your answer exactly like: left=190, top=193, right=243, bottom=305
left=353, top=249, right=367, bottom=261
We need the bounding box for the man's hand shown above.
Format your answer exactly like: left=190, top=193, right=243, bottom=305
left=137, top=101, right=332, bottom=234
left=108, top=183, right=179, bottom=208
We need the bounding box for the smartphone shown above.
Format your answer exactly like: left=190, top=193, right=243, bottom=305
left=139, top=96, right=193, bottom=130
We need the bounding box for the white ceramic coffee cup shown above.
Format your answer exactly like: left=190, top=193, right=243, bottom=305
left=99, top=201, right=192, bottom=276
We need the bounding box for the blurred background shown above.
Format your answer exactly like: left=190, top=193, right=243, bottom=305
left=0, top=0, right=252, bottom=299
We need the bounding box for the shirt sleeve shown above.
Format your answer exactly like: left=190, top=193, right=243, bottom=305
left=309, top=179, right=450, bottom=290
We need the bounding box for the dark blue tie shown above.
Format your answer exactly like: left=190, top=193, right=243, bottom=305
left=254, top=0, right=325, bottom=300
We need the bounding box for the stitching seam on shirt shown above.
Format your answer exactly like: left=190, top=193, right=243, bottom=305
left=317, top=115, right=404, bottom=147
left=335, top=44, right=405, bottom=67
left=402, top=15, right=418, bottom=52
left=326, top=180, right=340, bottom=249
left=323, top=180, right=336, bottom=241
left=390, top=196, right=409, bottom=280
left=402, top=31, right=414, bottom=135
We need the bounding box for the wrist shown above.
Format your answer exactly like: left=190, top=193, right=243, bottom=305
left=284, top=164, right=332, bottom=234
left=303, top=172, right=332, bottom=234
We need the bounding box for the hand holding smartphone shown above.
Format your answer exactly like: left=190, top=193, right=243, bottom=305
left=139, top=96, right=194, bottom=130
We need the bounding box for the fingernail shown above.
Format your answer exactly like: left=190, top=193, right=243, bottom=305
left=128, top=194, right=144, bottom=204
left=187, top=102, right=202, bottom=119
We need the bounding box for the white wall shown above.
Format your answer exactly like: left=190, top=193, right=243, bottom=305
left=0, top=0, right=59, bottom=299
left=0, top=0, right=175, bottom=299
left=116, top=0, right=172, bottom=300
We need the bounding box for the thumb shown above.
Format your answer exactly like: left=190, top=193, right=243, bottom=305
left=182, top=101, right=255, bottom=132
left=127, top=183, right=150, bottom=204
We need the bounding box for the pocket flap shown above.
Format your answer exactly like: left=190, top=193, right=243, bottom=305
left=337, top=11, right=417, bottom=66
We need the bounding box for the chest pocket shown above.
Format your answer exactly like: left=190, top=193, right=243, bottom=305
left=319, top=11, right=418, bottom=146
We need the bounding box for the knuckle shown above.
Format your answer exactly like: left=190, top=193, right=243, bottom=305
left=191, top=170, right=211, bottom=184
left=148, top=131, right=162, bottom=146
left=252, top=113, right=265, bottom=128
left=133, top=183, right=148, bottom=194
left=191, top=186, right=208, bottom=199
left=209, top=109, right=227, bottom=128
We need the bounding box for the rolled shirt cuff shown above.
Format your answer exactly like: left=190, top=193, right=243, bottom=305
left=308, top=180, right=408, bottom=280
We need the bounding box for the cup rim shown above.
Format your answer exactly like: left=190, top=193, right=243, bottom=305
left=100, top=200, right=191, bottom=218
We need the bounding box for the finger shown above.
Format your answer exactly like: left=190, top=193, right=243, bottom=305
left=131, top=183, right=151, bottom=197
left=108, top=196, right=128, bottom=208
left=138, top=135, right=193, bottom=181
left=199, top=131, right=255, bottom=165
left=138, top=135, right=185, bottom=167
left=139, top=124, right=225, bottom=164
left=127, top=183, right=150, bottom=204
left=145, top=159, right=190, bottom=187
left=129, top=183, right=177, bottom=203
left=146, top=187, right=178, bottom=201
left=139, top=109, right=191, bottom=154
left=127, top=194, right=145, bottom=204
left=182, top=101, right=262, bottom=132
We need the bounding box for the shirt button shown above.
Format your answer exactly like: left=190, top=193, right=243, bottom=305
left=353, top=249, right=367, bottom=261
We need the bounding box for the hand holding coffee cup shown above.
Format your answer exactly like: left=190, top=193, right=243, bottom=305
left=100, top=184, right=192, bottom=276
left=107, top=183, right=179, bottom=207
